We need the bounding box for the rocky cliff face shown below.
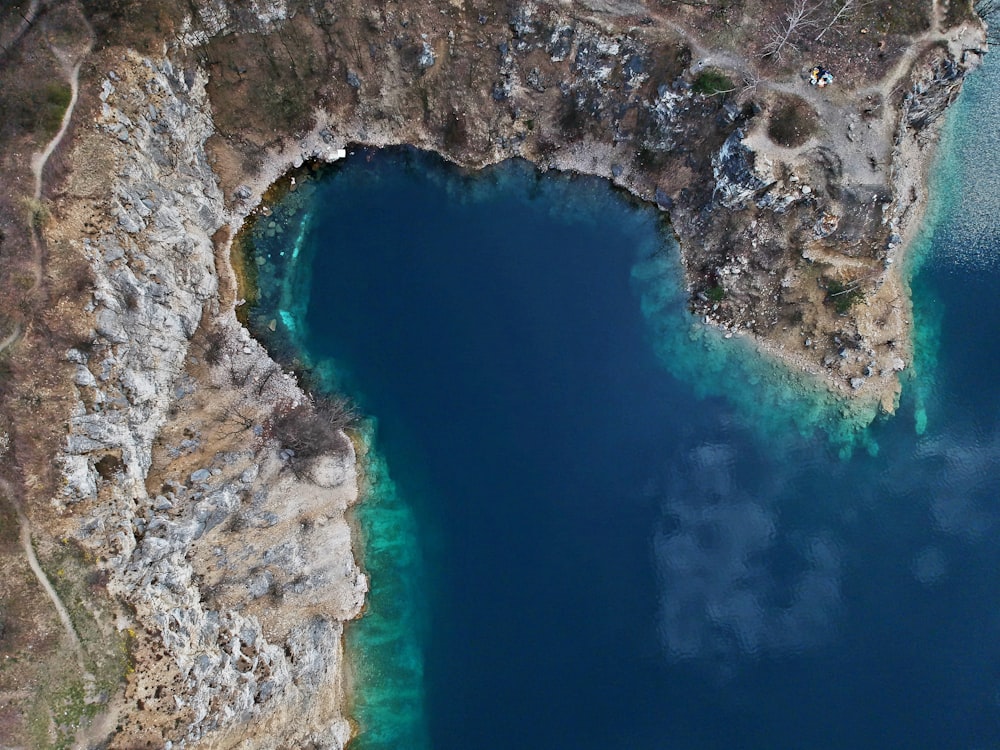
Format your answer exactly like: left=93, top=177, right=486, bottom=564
left=62, top=55, right=220, bottom=501
left=185, top=0, right=985, bottom=418
left=56, top=49, right=364, bottom=748
left=16, top=0, right=985, bottom=747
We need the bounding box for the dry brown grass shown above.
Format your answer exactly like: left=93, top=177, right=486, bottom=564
left=0, top=4, right=127, bottom=744
left=202, top=13, right=335, bottom=145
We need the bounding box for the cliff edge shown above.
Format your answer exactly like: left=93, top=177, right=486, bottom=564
left=0, top=0, right=988, bottom=747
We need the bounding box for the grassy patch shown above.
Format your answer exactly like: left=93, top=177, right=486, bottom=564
left=692, top=69, right=735, bottom=96
left=27, top=542, right=132, bottom=749
left=29, top=675, right=97, bottom=750
left=0, top=77, right=71, bottom=140
left=41, top=84, right=71, bottom=134
left=826, top=279, right=864, bottom=314
left=707, top=285, right=726, bottom=302
left=21, top=196, right=50, bottom=230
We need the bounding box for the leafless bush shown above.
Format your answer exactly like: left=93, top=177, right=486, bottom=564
left=201, top=328, right=227, bottom=367
left=761, top=0, right=821, bottom=60
left=814, top=0, right=873, bottom=42
left=269, top=395, right=359, bottom=478
left=220, top=404, right=257, bottom=437
left=227, top=357, right=254, bottom=388
left=252, top=363, right=281, bottom=397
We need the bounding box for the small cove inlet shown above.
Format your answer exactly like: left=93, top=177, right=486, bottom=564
left=242, top=59, right=1000, bottom=748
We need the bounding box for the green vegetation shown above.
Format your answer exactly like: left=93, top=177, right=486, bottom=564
left=826, top=279, right=864, bottom=314
left=692, top=69, right=735, bottom=96
left=27, top=542, right=132, bottom=750
left=40, top=83, right=71, bottom=136
left=0, top=80, right=71, bottom=139
left=29, top=676, right=94, bottom=750
left=23, top=196, right=51, bottom=230
left=707, top=285, right=726, bottom=302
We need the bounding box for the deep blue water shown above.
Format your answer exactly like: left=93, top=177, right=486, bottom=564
left=247, top=53, right=1000, bottom=750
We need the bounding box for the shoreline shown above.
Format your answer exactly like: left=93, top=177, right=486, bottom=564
left=218, top=51, right=981, bottom=727
left=219, top=97, right=964, bottom=738
left=215, top=5, right=986, bottom=428
left=230, top=179, right=375, bottom=748
left=6, top=1, right=982, bottom=744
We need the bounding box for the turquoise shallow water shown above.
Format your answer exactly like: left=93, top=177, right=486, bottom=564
left=247, top=52, right=1000, bottom=750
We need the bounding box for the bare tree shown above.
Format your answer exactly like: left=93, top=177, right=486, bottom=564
left=761, top=0, right=822, bottom=60
left=739, top=69, right=762, bottom=100
left=814, top=0, right=873, bottom=43
left=269, top=395, right=359, bottom=480
left=220, top=404, right=257, bottom=437
left=199, top=328, right=227, bottom=366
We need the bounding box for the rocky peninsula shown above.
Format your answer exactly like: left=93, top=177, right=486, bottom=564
left=0, top=0, right=988, bottom=747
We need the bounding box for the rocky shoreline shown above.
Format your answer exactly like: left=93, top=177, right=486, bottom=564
left=48, top=52, right=366, bottom=747
left=0, top=0, right=988, bottom=747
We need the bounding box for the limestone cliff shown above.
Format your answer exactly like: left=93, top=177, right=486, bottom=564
left=0, top=0, right=988, bottom=747
left=55, top=49, right=364, bottom=748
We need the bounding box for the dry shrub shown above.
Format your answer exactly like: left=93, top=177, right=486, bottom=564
left=269, top=396, right=359, bottom=477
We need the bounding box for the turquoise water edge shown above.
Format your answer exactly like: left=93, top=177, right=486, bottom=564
left=246, top=52, right=1000, bottom=750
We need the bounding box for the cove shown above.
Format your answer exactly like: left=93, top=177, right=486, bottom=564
left=246, top=52, right=1000, bottom=749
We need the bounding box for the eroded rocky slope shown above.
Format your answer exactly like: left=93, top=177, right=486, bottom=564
left=54, top=50, right=364, bottom=748
left=0, top=0, right=988, bottom=747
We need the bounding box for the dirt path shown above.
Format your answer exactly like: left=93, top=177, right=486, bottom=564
left=0, top=323, right=21, bottom=357
left=0, top=478, right=91, bottom=678
left=24, top=29, right=91, bottom=295
left=31, top=51, right=85, bottom=202
left=662, top=3, right=961, bottom=193
left=1, top=7, right=98, bottom=719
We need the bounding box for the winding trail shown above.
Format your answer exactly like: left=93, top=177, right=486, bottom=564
left=0, top=13, right=92, bottom=360
left=31, top=53, right=84, bottom=202
left=0, top=324, right=22, bottom=356
left=0, top=478, right=89, bottom=677
left=0, top=8, right=96, bottom=703
left=24, top=40, right=90, bottom=294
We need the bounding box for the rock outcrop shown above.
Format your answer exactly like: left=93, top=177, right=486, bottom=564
left=57, top=50, right=365, bottom=748
left=15, top=0, right=986, bottom=747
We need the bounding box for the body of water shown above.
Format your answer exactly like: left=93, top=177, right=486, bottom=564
left=247, top=52, right=1000, bottom=750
